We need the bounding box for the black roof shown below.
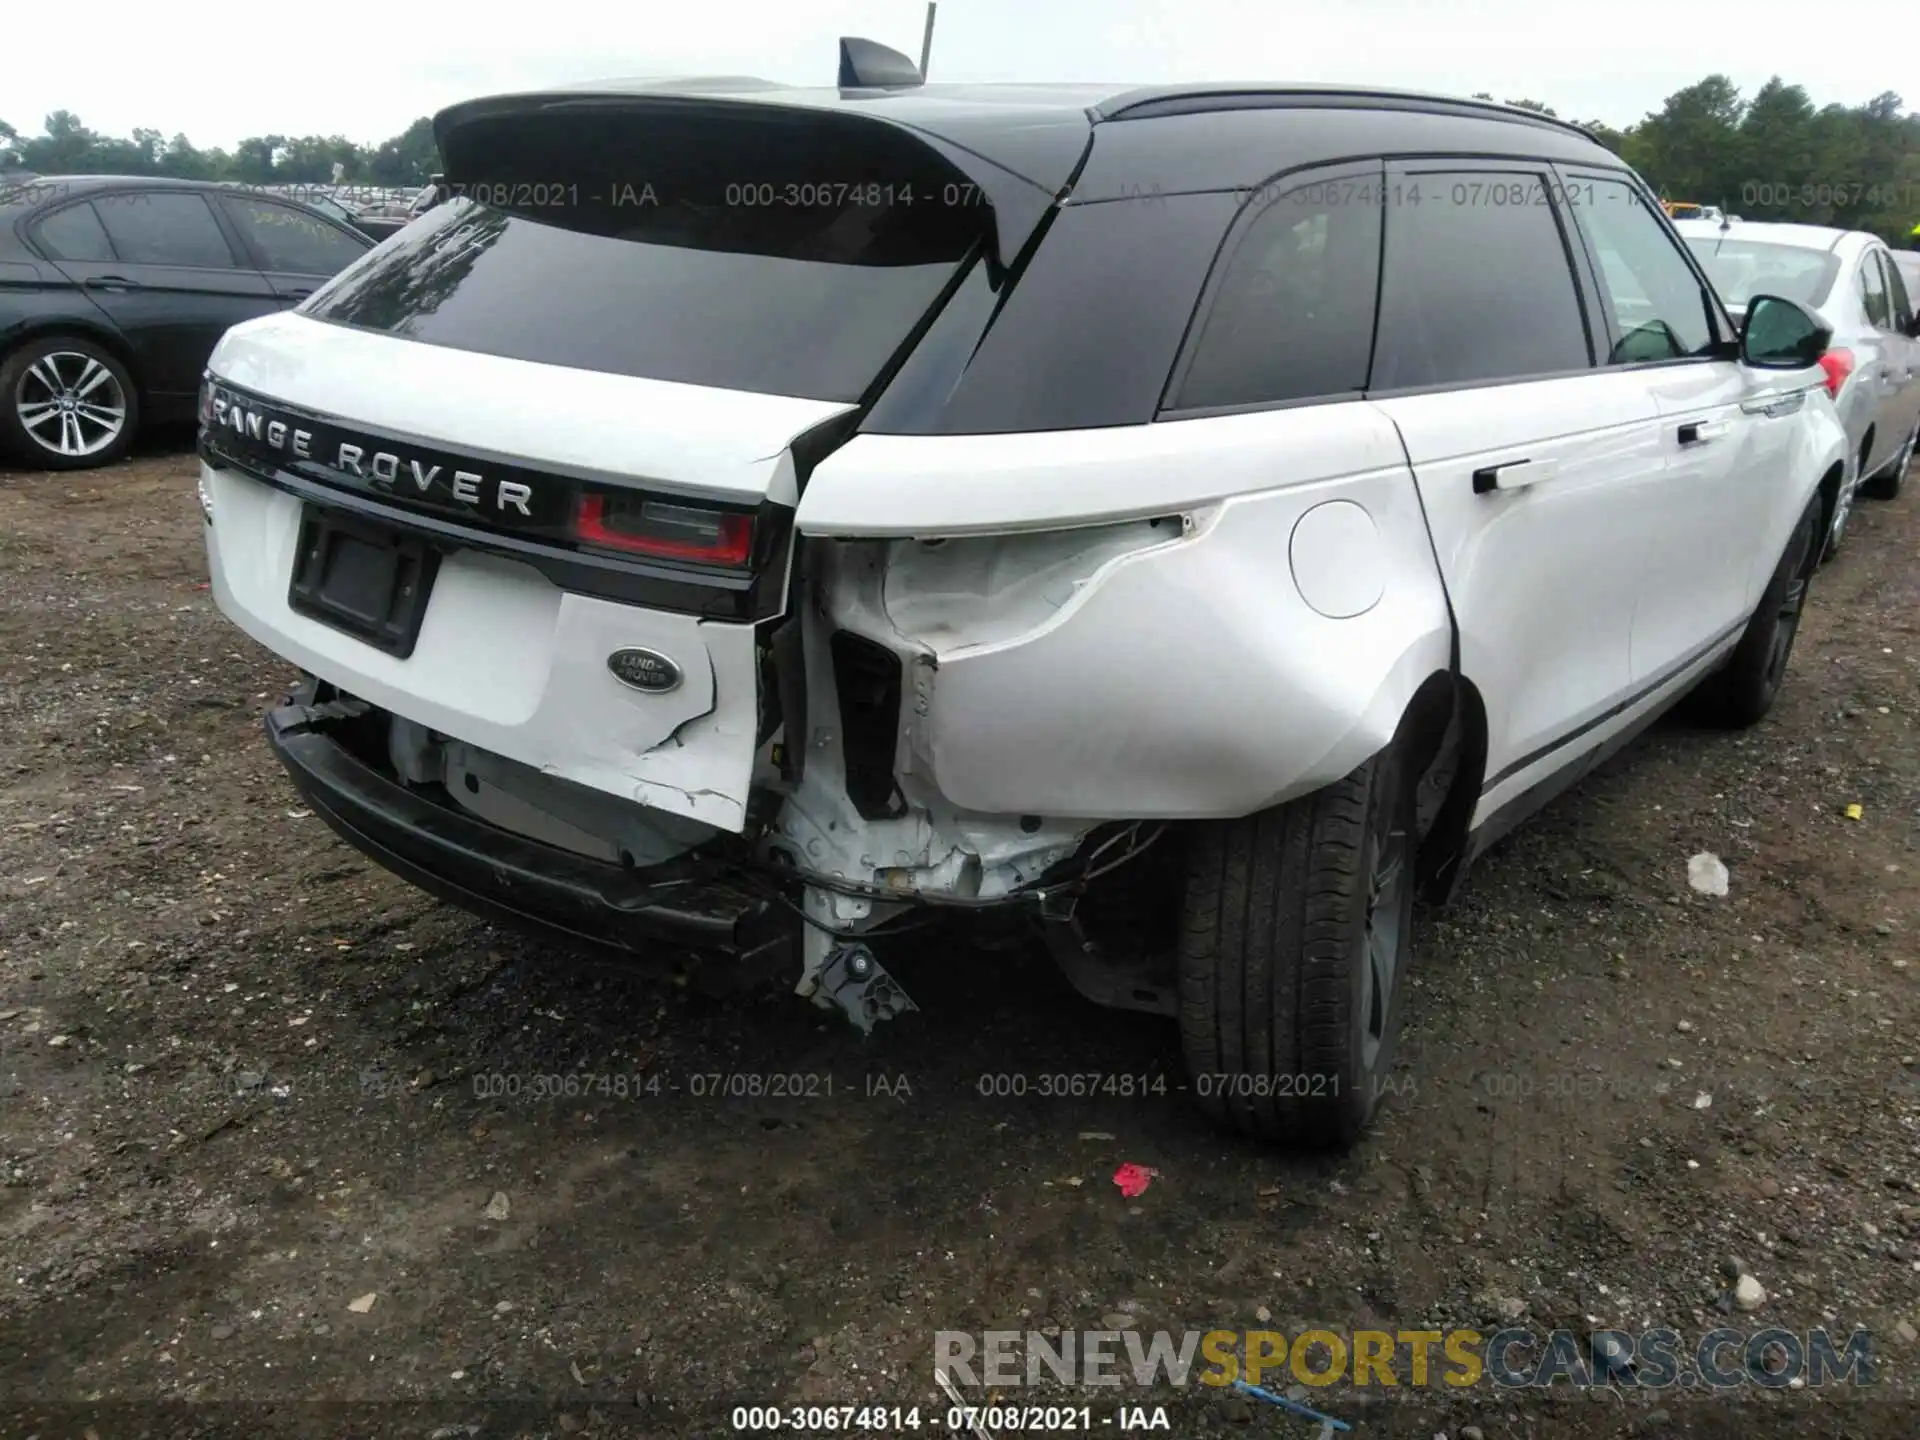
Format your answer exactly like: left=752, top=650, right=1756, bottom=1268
left=445, top=76, right=1597, bottom=131
left=433, top=79, right=1622, bottom=262
left=1093, top=82, right=1594, bottom=132
left=436, top=79, right=1604, bottom=193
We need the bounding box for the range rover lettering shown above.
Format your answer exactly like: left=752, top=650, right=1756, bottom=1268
left=196, top=45, right=1852, bottom=1149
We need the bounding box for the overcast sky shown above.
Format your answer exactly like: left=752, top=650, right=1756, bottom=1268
left=11, top=0, right=1913, bottom=149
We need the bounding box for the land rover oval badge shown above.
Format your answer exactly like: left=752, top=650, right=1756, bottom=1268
left=606, top=647, right=682, bottom=694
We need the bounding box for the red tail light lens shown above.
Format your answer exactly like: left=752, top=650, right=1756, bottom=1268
left=1817, top=348, right=1854, bottom=399
left=574, top=492, right=753, bottom=566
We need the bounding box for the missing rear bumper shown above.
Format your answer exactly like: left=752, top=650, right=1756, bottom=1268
left=266, top=700, right=782, bottom=957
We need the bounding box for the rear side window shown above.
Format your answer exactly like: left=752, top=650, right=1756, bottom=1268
left=1371, top=172, right=1591, bottom=390
left=306, top=108, right=992, bottom=403
left=865, top=190, right=1244, bottom=435
left=91, top=192, right=236, bottom=268
left=33, top=203, right=114, bottom=262
left=1171, top=176, right=1382, bottom=410
left=220, top=196, right=367, bottom=276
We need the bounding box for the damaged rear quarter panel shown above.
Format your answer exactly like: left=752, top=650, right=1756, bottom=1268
left=803, top=406, right=1455, bottom=820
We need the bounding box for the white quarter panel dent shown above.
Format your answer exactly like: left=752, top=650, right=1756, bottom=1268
left=816, top=405, right=1453, bottom=819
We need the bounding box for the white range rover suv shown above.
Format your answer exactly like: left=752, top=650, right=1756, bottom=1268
left=198, top=59, right=1851, bottom=1149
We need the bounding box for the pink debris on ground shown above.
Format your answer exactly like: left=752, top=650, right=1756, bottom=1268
left=1112, top=1163, right=1160, bottom=1198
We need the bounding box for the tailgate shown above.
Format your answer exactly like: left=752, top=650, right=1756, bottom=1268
left=201, top=98, right=1002, bottom=830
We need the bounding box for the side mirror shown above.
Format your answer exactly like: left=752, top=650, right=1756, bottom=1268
left=1740, top=294, right=1831, bottom=369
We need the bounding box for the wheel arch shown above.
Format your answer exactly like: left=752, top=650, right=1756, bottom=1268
left=2, top=320, right=147, bottom=406
left=1816, top=456, right=1848, bottom=548
left=1395, top=667, right=1487, bottom=906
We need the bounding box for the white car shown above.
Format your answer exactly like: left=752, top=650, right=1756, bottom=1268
left=1677, top=218, right=1920, bottom=550
left=196, top=61, right=1851, bottom=1149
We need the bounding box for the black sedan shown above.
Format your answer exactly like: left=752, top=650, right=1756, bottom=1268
left=0, top=175, right=373, bottom=468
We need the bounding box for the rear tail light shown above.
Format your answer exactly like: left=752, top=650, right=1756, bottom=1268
left=1817, top=348, right=1854, bottom=399
left=573, top=492, right=753, bottom=566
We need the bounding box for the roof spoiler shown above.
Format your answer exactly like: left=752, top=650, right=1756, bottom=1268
left=431, top=90, right=1066, bottom=264
left=837, top=36, right=923, bottom=90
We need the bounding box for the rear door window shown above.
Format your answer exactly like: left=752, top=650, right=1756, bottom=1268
left=32, top=202, right=115, bottom=262
left=1370, top=171, right=1592, bottom=391
left=1169, top=169, right=1383, bottom=411
left=91, top=191, right=237, bottom=268
left=219, top=196, right=368, bottom=276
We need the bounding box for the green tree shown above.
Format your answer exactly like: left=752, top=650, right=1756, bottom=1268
left=1575, top=120, right=1627, bottom=155
left=21, top=111, right=103, bottom=172
left=1628, top=75, right=1746, bottom=203
left=369, top=117, right=439, bottom=185
left=230, top=134, right=287, bottom=183
left=275, top=134, right=365, bottom=183
left=162, top=132, right=222, bottom=181
left=1735, top=79, right=1818, bottom=217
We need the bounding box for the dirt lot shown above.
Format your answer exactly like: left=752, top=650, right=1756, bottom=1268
left=2, top=438, right=1918, bottom=1440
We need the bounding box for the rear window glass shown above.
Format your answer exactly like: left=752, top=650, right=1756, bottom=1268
left=1684, top=238, right=1839, bottom=311
left=305, top=108, right=991, bottom=403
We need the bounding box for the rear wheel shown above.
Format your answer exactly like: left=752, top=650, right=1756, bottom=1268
left=0, top=336, right=138, bottom=469
left=1860, top=421, right=1914, bottom=502
left=1177, top=741, right=1416, bottom=1150
left=1690, top=491, right=1821, bottom=728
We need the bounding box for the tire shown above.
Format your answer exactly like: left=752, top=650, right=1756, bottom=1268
left=1860, top=421, right=1914, bottom=502
left=1689, top=491, right=1821, bottom=728
left=0, top=335, right=139, bottom=470
left=1178, top=740, right=1417, bottom=1151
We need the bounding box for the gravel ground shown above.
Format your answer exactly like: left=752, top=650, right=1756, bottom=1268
left=1, top=438, right=1917, bottom=1440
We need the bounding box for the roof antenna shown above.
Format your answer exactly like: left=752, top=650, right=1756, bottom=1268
left=919, top=2, right=938, bottom=81
left=837, top=34, right=924, bottom=88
